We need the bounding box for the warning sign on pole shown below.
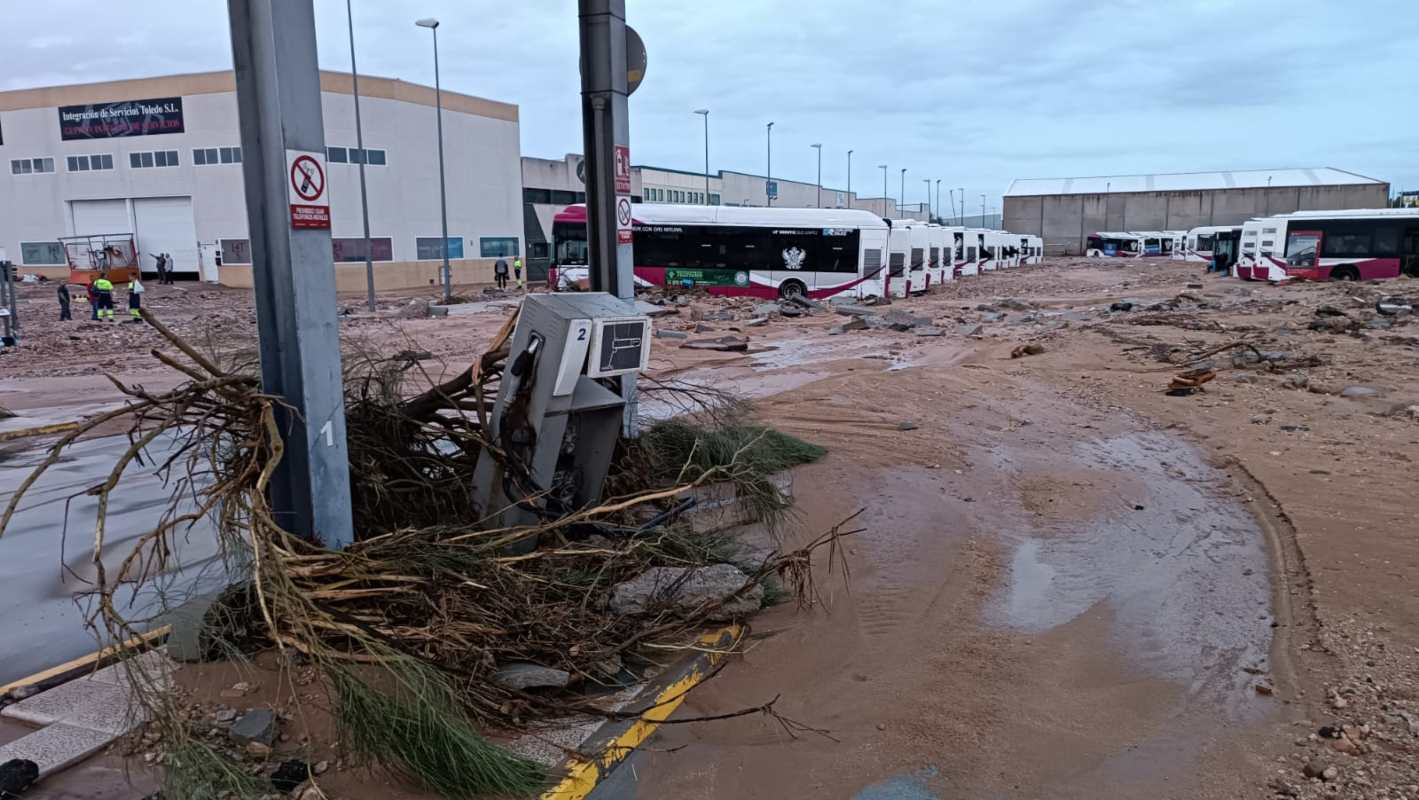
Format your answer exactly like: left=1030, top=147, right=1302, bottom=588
left=616, top=196, right=634, bottom=245
left=286, top=149, right=331, bottom=229
left=614, top=145, right=632, bottom=195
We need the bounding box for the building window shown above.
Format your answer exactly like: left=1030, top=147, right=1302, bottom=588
left=416, top=236, right=465, bottom=260
left=10, top=157, right=55, bottom=175
left=327, top=146, right=347, bottom=163
left=479, top=237, right=519, bottom=258
left=524, top=188, right=551, bottom=204
left=131, top=150, right=179, bottom=169
left=66, top=154, right=113, bottom=172
left=709, top=193, right=720, bottom=205
left=21, top=241, right=65, bottom=265
left=194, top=147, right=242, bottom=166
left=332, top=237, right=393, bottom=262
left=220, top=238, right=252, bottom=264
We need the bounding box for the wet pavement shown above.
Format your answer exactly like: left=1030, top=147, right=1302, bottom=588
left=0, top=433, right=225, bottom=685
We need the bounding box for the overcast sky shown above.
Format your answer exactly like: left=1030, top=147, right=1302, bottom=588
left=6, top=0, right=1416, bottom=210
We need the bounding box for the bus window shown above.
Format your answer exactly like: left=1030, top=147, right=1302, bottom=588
left=888, top=252, right=906, bottom=276
left=1197, top=234, right=1214, bottom=251
left=771, top=229, right=821, bottom=272
left=1323, top=232, right=1371, bottom=257
left=1285, top=232, right=1321, bottom=267
left=821, top=230, right=861, bottom=273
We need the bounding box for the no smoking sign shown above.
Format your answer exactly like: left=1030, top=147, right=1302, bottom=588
left=616, top=196, right=634, bottom=244
left=286, top=149, right=331, bottom=230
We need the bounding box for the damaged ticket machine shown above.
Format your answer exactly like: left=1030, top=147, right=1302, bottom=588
left=472, top=293, right=651, bottom=536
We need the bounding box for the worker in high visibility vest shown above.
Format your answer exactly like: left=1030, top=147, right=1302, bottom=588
left=93, top=273, right=115, bottom=321
left=127, top=276, right=145, bottom=322
left=513, top=256, right=524, bottom=290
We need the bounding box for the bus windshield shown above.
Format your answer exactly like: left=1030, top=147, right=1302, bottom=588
left=552, top=222, right=588, bottom=265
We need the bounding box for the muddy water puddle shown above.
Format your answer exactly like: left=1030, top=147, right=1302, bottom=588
left=989, top=430, right=1274, bottom=721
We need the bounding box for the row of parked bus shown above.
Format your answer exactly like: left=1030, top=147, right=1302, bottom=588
left=1086, top=208, right=1419, bottom=283
left=548, top=204, right=1043, bottom=301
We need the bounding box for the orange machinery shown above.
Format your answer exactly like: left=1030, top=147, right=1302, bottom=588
left=59, top=233, right=140, bottom=285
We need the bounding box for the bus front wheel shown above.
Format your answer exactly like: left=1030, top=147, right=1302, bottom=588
left=1330, top=265, right=1360, bottom=282
left=778, top=280, right=807, bottom=301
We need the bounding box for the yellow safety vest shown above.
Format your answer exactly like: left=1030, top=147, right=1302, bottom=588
left=94, top=278, right=114, bottom=292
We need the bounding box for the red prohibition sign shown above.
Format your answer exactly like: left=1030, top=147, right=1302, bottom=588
left=291, top=155, right=325, bottom=201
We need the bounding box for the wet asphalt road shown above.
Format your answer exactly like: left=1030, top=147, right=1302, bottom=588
left=0, top=434, right=225, bottom=685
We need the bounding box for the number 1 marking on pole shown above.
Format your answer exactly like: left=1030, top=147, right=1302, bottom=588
left=320, top=420, right=333, bottom=447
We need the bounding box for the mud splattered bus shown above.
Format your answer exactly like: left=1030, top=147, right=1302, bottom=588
left=1236, top=209, right=1419, bottom=282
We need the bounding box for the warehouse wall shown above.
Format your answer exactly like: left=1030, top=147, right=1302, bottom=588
left=1005, top=183, right=1390, bottom=255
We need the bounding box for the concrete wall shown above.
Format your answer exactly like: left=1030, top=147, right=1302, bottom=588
left=1006, top=183, right=1390, bottom=255
left=219, top=257, right=501, bottom=292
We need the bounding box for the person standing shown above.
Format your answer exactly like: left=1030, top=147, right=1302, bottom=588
left=493, top=257, right=509, bottom=290
left=93, top=273, right=115, bottom=322
left=150, top=252, right=168, bottom=285
left=127, top=275, right=145, bottom=322
left=513, top=256, right=524, bottom=290
left=57, top=283, right=72, bottom=321
left=163, top=252, right=175, bottom=284
left=86, top=281, right=99, bottom=321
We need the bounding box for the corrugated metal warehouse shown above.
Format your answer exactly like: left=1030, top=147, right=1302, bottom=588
left=1003, top=168, right=1390, bottom=255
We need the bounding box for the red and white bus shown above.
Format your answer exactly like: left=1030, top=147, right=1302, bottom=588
left=1236, top=209, right=1419, bottom=282
left=550, top=204, right=892, bottom=300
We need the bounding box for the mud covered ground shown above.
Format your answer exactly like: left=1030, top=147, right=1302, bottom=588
left=3, top=260, right=1417, bottom=799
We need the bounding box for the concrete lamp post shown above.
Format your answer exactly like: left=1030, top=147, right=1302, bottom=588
left=694, top=109, right=710, bottom=203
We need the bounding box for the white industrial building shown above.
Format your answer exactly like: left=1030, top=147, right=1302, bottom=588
left=0, top=71, right=523, bottom=290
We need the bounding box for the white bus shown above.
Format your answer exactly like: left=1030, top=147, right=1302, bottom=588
left=1235, top=208, right=1419, bottom=282
left=926, top=224, right=953, bottom=286
left=1086, top=232, right=1143, bottom=257
left=882, top=221, right=913, bottom=298
left=549, top=204, right=891, bottom=300
left=1023, top=235, right=1044, bottom=264
left=1181, top=225, right=1243, bottom=271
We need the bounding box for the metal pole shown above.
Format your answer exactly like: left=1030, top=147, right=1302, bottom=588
left=346, top=0, right=376, bottom=312
left=765, top=122, right=773, bottom=206
left=1, top=260, right=17, bottom=346
left=958, top=187, right=963, bottom=224
left=811, top=144, right=822, bottom=208
left=980, top=193, right=986, bottom=225
left=899, top=168, right=906, bottom=216
left=880, top=164, right=888, bottom=216
left=846, top=149, right=853, bottom=207
left=579, top=0, right=637, bottom=431
left=227, top=0, right=354, bottom=547
left=935, top=179, right=940, bottom=223
left=694, top=109, right=709, bottom=202
left=432, top=28, right=451, bottom=302
left=923, top=179, right=930, bottom=221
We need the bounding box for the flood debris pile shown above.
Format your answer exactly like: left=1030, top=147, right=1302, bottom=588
left=0, top=308, right=851, bottom=799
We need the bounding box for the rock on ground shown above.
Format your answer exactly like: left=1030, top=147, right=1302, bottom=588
left=492, top=663, right=573, bottom=691
left=228, top=708, right=276, bottom=746
left=610, top=564, right=763, bottom=620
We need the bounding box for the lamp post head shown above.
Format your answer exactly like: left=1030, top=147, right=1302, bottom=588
left=766, top=121, right=774, bottom=130
left=811, top=143, right=822, bottom=149
left=693, top=108, right=709, bottom=116
left=415, top=17, right=439, bottom=28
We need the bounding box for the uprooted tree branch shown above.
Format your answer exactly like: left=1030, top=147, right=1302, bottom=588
left=0, top=307, right=855, bottom=798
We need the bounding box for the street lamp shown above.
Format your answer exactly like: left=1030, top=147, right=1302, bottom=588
left=811, top=143, right=822, bottom=208
left=346, top=0, right=375, bottom=311
left=923, top=179, right=931, bottom=221
left=980, top=193, right=987, bottom=225
left=899, top=168, right=907, bottom=216
left=693, top=109, right=710, bottom=204
left=879, top=165, right=888, bottom=216
left=958, top=187, right=964, bottom=224
left=414, top=16, right=450, bottom=303
left=935, top=179, right=941, bottom=223
left=847, top=149, right=853, bottom=208
left=765, top=122, right=774, bottom=206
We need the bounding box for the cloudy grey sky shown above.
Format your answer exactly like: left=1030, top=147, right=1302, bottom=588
left=6, top=0, right=1416, bottom=210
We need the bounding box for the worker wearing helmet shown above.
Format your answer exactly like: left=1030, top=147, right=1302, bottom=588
left=93, top=273, right=115, bottom=322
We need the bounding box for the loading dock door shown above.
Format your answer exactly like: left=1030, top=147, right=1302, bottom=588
left=69, top=199, right=131, bottom=236
left=133, top=197, right=198, bottom=272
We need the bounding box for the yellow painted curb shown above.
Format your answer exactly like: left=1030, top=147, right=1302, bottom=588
left=0, top=626, right=170, bottom=695
left=540, top=624, right=743, bottom=800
